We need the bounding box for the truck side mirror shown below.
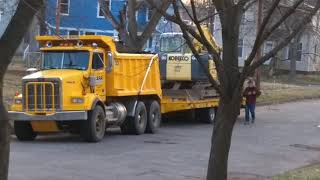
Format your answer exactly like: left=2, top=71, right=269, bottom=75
left=106, top=52, right=113, bottom=73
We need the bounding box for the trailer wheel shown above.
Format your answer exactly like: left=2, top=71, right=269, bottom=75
left=121, top=101, right=147, bottom=135
left=197, top=107, right=217, bottom=124
left=14, top=121, right=37, bottom=141
left=80, top=105, right=106, bottom=142
left=145, top=101, right=161, bottom=134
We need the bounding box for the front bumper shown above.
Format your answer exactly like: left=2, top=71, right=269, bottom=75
left=8, top=111, right=88, bottom=121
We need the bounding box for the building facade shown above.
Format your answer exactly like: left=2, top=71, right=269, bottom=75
left=213, top=1, right=320, bottom=72
left=46, top=0, right=150, bottom=36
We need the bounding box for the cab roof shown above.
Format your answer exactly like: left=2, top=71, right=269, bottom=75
left=36, top=35, right=118, bottom=52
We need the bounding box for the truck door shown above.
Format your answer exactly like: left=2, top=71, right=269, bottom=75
left=91, top=52, right=106, bottom=101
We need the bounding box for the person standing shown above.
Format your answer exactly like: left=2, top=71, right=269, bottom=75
left=243, top=80, right=261, bottom=124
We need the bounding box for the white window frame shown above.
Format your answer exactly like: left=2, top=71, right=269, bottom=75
left=57, top=0, right=70, bottom=16
left=285, top=46, right=290, bottom=61
left=136, top=11, right=139, bottom=21
left=97, top=0, right=111, bottom=18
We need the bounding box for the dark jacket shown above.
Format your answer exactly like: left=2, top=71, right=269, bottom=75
left=243, top=87, right=261, bottom=104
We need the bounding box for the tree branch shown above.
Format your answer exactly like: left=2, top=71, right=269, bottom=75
left=247, top=1, right=320, bottom=75
left=242, top=0, right=304, bottom=76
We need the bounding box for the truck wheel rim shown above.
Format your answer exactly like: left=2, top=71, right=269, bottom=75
left=96, top=114, right=103, bottom=133
left=209, top=109, right=215, bottom=121
left=138, top=112, right=145, bottom=128
left=152, top=113, right=156, bottom=123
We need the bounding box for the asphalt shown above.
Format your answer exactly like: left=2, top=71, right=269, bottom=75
left=8, top=100, right=320, bottom=180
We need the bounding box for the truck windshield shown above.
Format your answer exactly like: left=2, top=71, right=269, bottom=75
left=42, top=51, right=90, bottom=70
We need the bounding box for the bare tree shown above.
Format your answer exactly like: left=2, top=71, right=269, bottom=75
left=147, top=0, right=320, bottom=179
left=98, top=0, right=171, bottom=52
left=0, top=1, right=44, bottom=180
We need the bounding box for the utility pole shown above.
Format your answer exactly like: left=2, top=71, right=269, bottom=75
left=255, top=0, right=263, bottom=89
left=56, top=0, right=61, bottom=35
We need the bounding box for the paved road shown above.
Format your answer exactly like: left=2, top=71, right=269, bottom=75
left=9, top=100, right=320, bottom=180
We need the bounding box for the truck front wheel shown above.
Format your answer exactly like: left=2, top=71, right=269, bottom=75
left=121, top=101, right=147, bottom=135
left=145, top=101, right=161, bottom=134
left=14, top=121, right=37, bottom=141
left=80, top=106, right=106, bottom=142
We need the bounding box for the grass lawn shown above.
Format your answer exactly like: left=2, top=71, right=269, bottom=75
left=272, top=164, right=320, bottom=180
left=257, top=82, right=320, bottom=105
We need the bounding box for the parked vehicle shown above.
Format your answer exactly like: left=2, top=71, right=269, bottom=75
left=9, top=35, right=219, bottom=142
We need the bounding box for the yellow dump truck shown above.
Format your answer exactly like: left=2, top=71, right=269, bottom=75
left=9, top=36, right=219, bottom=142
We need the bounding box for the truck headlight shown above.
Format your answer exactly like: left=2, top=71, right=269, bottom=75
left=191, top=56, right=197, bottom=61
left=71, top=98, right=84, bottom=104
left=14, top=98, right=22, bottom=104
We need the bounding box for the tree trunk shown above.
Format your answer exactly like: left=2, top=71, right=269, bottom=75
left=39, top=5, right=47, bottom=35
left=268, top=56, right=277, bottom=78
left=0, top=72, right=10, bottom=180
left=289, top=41, right=297, bottom=81
left=0, top=1, right=44, bottom=180
left=206, top=96, right=240, bottom=180
left=206, top=5, right=243, bottom=179
left=289, top=32, right=303, bottom=82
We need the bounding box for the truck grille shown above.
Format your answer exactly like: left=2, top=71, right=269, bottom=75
left=23, top=79, right=61, bottom=113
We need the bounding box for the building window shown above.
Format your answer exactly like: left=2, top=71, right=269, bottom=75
left=58, top=0, right=70, bottom=15
left=238, top=38, right=244, bottom=58
left=149, top=37, right=153, bottom=48
left=264, top=41, right=273, bottom=55
left=69, top=30, right=80, bottom=36
left=85, top=31, right=96, bottom=35
left=98, top=0, right=111, bottom=18
left=297, top=42, right=302, bottom=61
left=146, top=7, right=152, bottom=21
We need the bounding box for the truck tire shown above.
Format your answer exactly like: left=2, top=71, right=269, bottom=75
left=14, top=121, right=37, bottom=141
left=196, top=107, right=217, bottom=124
left=121, top=101, right=147, bottom=135
left=80, top=105, right=106, bottom=142
left=145, top=101, right=161, bottom=134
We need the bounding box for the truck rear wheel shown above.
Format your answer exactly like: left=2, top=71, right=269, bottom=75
left=14, top=121, right=37, bottom=141
left=80, top=105, right=106, bottom=142
left=196, top=107, right=217, bottom=124
left=145, top=101, right=161, bottom=134
left=121, top=101, right=147, bottom=135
